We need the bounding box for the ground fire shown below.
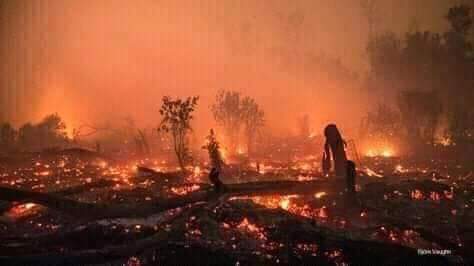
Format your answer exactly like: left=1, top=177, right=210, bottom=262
left=1, top=1, right=473, bottom=265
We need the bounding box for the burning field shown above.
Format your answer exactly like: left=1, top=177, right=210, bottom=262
left=0, top=150, right=472, bottom=266
left=0, top=2, right=473, bottom=265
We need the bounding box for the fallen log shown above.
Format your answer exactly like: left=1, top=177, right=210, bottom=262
left=52, top=179, right=115, bottom=196
left=136, top=166, right=183, bottom=182
left=0, top=179, right=340, bottom=220
left=0, top=179, right=116, bottom=218
left=0, top=200, right=218, bottom=266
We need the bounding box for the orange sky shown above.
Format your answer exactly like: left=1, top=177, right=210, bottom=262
left=0, top=0, right=463, bottom=138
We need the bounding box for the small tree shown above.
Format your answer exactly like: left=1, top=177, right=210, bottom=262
left=135, top=129, right=150, bottom=155
left=202, top=129, right=225, bottom=171
left=241, top=96, right=264, bottom=157
left=158, top=96, right=199, bottom=172
left=38, top=113, right=68, bottom=145
left=211, top=90, right=243, bottom=154
left=18, top=113, right=68, bottom=151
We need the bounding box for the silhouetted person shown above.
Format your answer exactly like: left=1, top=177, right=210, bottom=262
left=346, top=160, right=356, bottom=194
left=209, top=167, right=224, bottom=192
left=323, top=124, right=348, bottom=179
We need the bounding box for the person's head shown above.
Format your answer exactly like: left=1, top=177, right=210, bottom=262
left=324, top=124, right=342, bottom=143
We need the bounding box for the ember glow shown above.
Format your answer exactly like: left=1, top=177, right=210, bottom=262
left=0, top=1, right=472, bottom=265
left=314, top=191, right=327, bottom=199
left=6, top=202, right=42, bottom=219
left=237, top=218, right=267, bottom=241
left=170, top=184, right=201, bottom=196
left=365, top=147, right=395, bottom=158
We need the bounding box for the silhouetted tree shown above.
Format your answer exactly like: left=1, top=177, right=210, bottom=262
left=38, top=113, right=68, bottom=145
left=159, top=96, right=199, bottom=172
left=17, top=113, right=68, bottom=151
left=397, top=90, right=443, bottom=146
left=366, top=4, right=473, bottom=151
left=366, top=32, right=402, bottom=93
left=136, top=129, right=150, bottom=155
left=241, top=96, right=264, bottom=157
left=362, top=103, right=401, bottom=145
left=443, top=5, right=473, bottom=144
left=202, top=129, right=225, bottom=171
left=211, top=90, right=243, bottom=155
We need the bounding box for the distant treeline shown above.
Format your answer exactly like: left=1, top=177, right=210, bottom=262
left=0, top=113, right=69, bottom=153
left=362, top=4, right=473, bottom=153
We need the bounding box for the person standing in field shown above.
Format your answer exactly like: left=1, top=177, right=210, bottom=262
left=323, top=124, right=348, bottom=179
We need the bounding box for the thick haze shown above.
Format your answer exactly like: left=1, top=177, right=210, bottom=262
left=0, top=0, right=461, bottom=138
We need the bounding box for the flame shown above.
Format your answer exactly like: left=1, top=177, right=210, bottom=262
left=410, top=189, right=424, bottom=200
left=170, top=184, right=201, bottom=195
left=365, top=146, right=396, bottom=157
left=237, top=218, right=267, bottom=240
left=394, top=164, right=408, bottom=173
left=363, top=167, right=383, bottom=177
left=436, top=136, right=453, bottom=146
left=7, top=202, right=41, bottom=219
left=381, top=149, right=393, bottom=157
left=279, top=198, right=290, bottom=210
left=99, top=160, right=108, bottom=169
left=193, top=166, right=201, bottom=176
left=314, top=191, right=327, bottom=199
left=231, top=195, right=331, bottom=221
left=258, top=163, right=266, bottom=174
left=317, top=206, right=328, bottom=218
left=35, top=171, right=50, bottom=176
left=237, top=146, right=245, bottom=155
left=221, top=149, right=228, bottom=161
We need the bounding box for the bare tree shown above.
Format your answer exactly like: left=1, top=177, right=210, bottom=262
left=159, top=96, right=199, bottom=172
left=211, top=90, right=243, bottom=155
left=241, top=96, right=264, bottom=157
left=134, top=129, right=150, bottom=155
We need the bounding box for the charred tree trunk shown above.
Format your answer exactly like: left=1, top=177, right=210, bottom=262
left=0, top=179, right=341, bottom=221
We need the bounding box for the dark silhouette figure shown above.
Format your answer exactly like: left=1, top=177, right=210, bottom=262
left=323, top=124, right=348, bottom=179
left=209, top=167, right=224, bottom=192
left=346, top=160, right=356, bottom=194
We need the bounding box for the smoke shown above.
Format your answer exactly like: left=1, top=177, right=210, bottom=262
left=0, top=0, right=456, bottom=139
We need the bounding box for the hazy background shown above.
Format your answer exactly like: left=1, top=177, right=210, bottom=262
left=0, top=0, right=464, bottom=138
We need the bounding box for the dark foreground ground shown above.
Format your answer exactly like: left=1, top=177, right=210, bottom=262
left=0, top=150, right=472, bottom=265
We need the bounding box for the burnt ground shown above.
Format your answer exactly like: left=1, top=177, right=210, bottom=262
left=0, top=152, right=472, bottom=265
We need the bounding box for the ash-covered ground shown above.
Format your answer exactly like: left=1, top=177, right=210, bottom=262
left=0, top=150, right=472, bottom=266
